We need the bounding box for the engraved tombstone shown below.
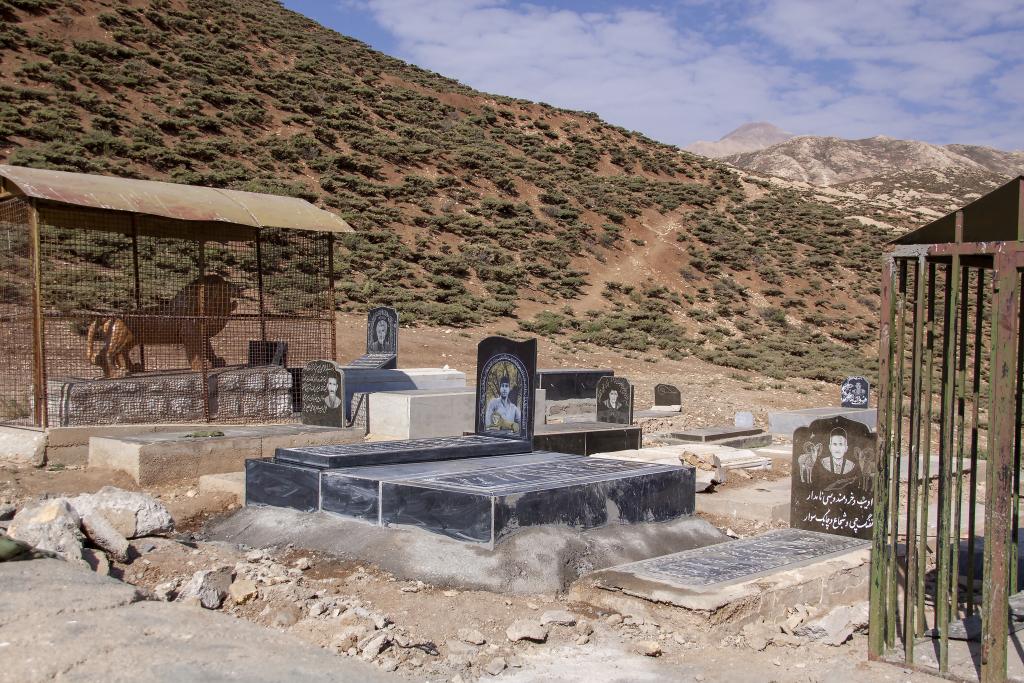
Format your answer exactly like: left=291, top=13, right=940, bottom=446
left=366, top=306, right=399, bottom=356
left=597, top=376, right=634, bottom=425
left=654, top=383, right=681, bottom=407
left=301, top=359, right=345, bottom=427
left=791, top=415, right=875, bottom=540
left=840, top=376, right=870, bottom=408
left=476, top=336, right=537, bottom=442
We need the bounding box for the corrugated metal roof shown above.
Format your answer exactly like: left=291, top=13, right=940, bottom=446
left=0, top=165, right=352, bottom=233
left=893, top=175, right=1023, bottom=245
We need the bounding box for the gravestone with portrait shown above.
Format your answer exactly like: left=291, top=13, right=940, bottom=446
left=791, top=415, right=876, bottom=540
left=840, top=376, right=870, bottom=409
left=596, top=376, right=634, bottom=425
left=300, top=360, right=345, bottom=427
left=346, top=306, right=399, bottom=370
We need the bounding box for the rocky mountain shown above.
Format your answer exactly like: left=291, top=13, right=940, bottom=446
left=722, top=134, right=1024, bottom=187
left=0, top=0, right=890, bottom=382
left=685, top=122, right=795, bottom=159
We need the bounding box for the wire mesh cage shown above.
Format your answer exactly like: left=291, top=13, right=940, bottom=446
left=0, top=197, right=336, bottom=428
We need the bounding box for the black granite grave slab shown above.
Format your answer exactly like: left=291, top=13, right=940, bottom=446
left=671, top=426, right=762, bottom=443
left=321, top=452, right=566, bottom=524
left=654, top=383, right=681, bottom=406
left=276, top=434, right=532, bottom=469
left=792, top=415, right=876, bottom=539
left=245, top=459, right=320, bottom=512
left=476, top=337, right=537, bottom=443
left=344, top=353, right=398, bottom=370
left=840, top=376, right=870, bottom=408
left=595, top=528, right=867, bottom=591
left=536, top=368, right=613, bottom=401
left=301, top=360, right=345, bottom=427
left=320, top=453, right=694, bottom=545
left=596, top=376, right=634, bottom=425
left=533, top=422, right=642, bottom=455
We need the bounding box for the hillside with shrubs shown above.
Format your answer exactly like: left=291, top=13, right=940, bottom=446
left=0, top=0, right=895, bottom=381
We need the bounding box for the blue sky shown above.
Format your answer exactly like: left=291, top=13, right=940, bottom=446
left=281, top=1, right=1024, bottom=150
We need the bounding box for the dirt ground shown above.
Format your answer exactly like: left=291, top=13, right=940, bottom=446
left=0, top=319, right=928, bottom=682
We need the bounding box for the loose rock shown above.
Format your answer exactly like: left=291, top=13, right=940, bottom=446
left=539, top=609, right=576, bottom=626
left=360, top=631, right=391, bottom=661
left=484, top=657, right=507, bottom=676
left=7, top=498, right=84, bottom=561
left=506, top=620, right=548, bottom=643
left=67, top=487, right=172, bottom=538
left=795, top=602, right=869, bottom=646
left=457, top=628, right=486, bottom=645
left=228, top=578, right=259, bottom=605
left=81, top=547, right=110, bottom=576
left=635, top=641, right=662, bottom=657
left=81, top=513, right=129, bottom=562
left=178, top=567, right=234, bottom=609
left=153, top=578, right=179, bottom=601
left=605, top=613, right=623, bottom=626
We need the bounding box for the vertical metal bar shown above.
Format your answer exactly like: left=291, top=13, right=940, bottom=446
left=27, top=199, right=47, bottom=428
left=871, top=255, right=899, bottom=658
left=980, top=250, right=1019, bottom=683
left=967, top=269, right=985, bottom=615
left=888, top=258, right=910, bottom=650
left=904, top=256, right=927, bottom=662
left=197, top=241, right=211, bottom=423
left=1011, top=276, right=1024, bottom=596
left=130, top=215, right=145, bottom=372
left=950, top=265, right=971, bottom=621
left=936, top=256, right=960, bottom=672
left=917, top=261, right=937, bottom=634
left=327, top=233, right=337, bottom=362
left=255, top=228, right=267, bottom=344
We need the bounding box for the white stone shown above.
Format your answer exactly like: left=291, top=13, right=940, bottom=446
left=178, top=567, right=234, bottom=609
left=539, top=610, right=576, bottom=626
left=7, top=499, right=84, bottom=561
left=81, top=512, right=129, bottom=562
left=505, top=620, right=548, bottom=643
left=67, top=486, right=172, bottom=538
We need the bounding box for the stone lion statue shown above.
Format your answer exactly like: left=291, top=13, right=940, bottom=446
left=85, top=274, right=244, bottom=377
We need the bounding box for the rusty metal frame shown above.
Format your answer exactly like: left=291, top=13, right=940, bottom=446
left=870, top=229, right=1024, bottom=680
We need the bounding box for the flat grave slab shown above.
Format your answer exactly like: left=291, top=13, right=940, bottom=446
left=671, top=426, right=762, bottom=443
left=580, top=529, right=871, bottom=623
left=345, top=354, right=397, bottom=370
left=592, top=528, right=868, bottom=597
left=275, top=434, right=531, bottom=469
left=534, top=422, right=641, bottom=455
left=320, top=452, right=695, bottom=545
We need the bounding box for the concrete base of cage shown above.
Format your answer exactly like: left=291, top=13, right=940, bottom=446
left=48, top=365, right=294, bottom=428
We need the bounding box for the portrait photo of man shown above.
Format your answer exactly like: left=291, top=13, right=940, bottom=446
left=325, top=374, right=342, bottom=410
left=485, top=371, right=521, bottom=434
left=368, top=315, right=393, bottom=354
left=818, top=427, right=857, bottom=475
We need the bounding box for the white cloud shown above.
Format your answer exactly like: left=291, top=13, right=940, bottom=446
left=352, top=0, right=1024, bottom=149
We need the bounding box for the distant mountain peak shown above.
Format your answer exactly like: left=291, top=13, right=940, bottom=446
left=685, top=122, right=796, bottom=159
left=721, top=134, right=1024, bottom=187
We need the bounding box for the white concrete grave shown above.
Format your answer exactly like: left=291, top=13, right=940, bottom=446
left=368, top=388, right=546, bottom=440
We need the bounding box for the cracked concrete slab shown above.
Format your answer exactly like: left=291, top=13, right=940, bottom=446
left=0, top=559, right=394, bottom=683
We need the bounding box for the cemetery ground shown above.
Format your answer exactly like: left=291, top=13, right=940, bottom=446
left=0, top=314, right=940, bottom=683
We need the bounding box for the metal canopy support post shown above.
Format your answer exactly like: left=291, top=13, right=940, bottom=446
left=981, top=250, right=1020, bottom=683
left=28, top=198, right=46, bottom=428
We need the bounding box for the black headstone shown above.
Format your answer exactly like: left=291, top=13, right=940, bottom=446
left=596, top=376, right=633, bottom=425
left=475, top=336, right=537, bottom=442
left=366, top=306, right=399, bottom=356
left=791, top=415, right=876, bottom=540
left=248, top=340, right=288, bottom=367
left=301, top=359, right=345, bottom=427
left=840, top=376, right=870, bottom=408
left=654, top=383, right=681, bottom=407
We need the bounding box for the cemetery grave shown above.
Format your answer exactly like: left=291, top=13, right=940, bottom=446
left=248, top=336, right=694, bottom=545
left=534, top=375, right=642, bottom=455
